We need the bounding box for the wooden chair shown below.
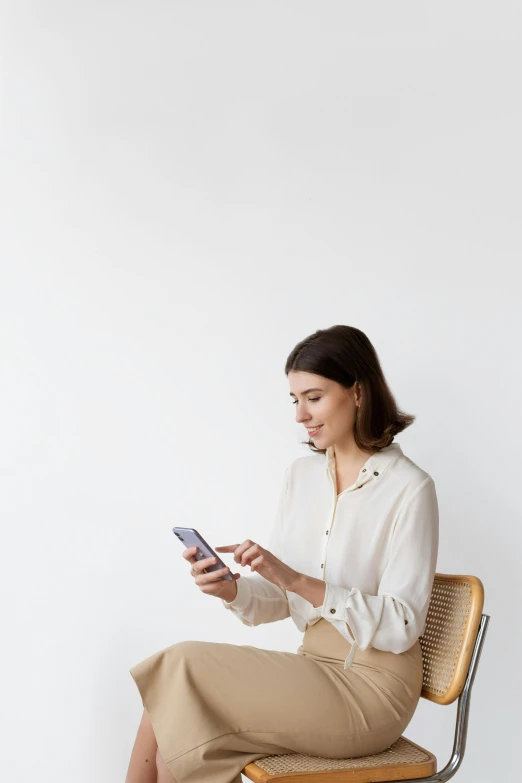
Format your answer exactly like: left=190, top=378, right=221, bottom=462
left=242, top=573, right=489, bottom=783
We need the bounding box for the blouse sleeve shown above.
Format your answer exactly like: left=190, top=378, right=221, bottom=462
left=311, top=476, right=439, bottom=654
left=221, top=465, right=291, bottom=626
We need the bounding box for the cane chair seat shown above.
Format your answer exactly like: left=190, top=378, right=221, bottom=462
left=245, top=735, right=435, bottom=782
left=242, top=574, right=485, bottom=783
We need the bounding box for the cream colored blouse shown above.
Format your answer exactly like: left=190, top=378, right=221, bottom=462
left=222, top=441, right=439, bottom=670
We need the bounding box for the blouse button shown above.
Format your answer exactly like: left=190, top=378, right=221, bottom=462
left=321, top=563, right=323, bottom=568
left=362, top=468, right=366, bottom=472
left=325, top=531, right=328, bottom=535
left=330, top=608, right=336, bottom=614
left=373, top=471, right=379, bottom=476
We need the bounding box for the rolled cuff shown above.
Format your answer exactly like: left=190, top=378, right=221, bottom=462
left=221, top=577, right=256, bottom=626
left=318, top=581, right=357, bottom=642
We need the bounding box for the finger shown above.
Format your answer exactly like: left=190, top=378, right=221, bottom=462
left=250, top=554, right=264, bottom=572
left=182, top=546, right=198, bottom=560
left=199, top=565, right=230, bottom=583
left=190, top=556, right=217, bottom=574
left=228, top=540, right=255, bottom=564
left=239, top=544, right=261, bottom=567
left=215, top=545, right=244, bottom=562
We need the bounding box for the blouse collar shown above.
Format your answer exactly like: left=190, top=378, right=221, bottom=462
left=325, top=441, right=403, bottom=486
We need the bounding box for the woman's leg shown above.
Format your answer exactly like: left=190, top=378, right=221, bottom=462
left=124, top=708, right=159, bottom=783
left=155, top=748, right=178, bottom=783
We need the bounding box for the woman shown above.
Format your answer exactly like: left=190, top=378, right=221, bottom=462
left=125, top=324, right=439, bottom=783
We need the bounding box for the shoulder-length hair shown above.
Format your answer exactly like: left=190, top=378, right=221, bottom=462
left=285, top=325, right=415, bottom=455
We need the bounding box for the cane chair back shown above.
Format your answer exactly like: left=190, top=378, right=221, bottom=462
left=419, top=574, right=484, bottom=705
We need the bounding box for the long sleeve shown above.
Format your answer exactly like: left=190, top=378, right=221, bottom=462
left=221, top=465, right=291, bottom=626
left=312, top=476, right=439, bottom=665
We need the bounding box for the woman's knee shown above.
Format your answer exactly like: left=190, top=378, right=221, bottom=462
left=167, top=639, right=209, bottom=660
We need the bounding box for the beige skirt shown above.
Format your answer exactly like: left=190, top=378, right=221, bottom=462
left=129, top=617, right=423, bottom=783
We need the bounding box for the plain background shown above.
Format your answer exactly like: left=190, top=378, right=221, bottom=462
left=1, top=2, right=520, bottom=781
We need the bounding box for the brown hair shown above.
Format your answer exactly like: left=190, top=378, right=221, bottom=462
left=285, top=325, right=415, bottom=455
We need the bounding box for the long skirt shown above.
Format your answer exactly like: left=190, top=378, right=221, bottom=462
left=129, top=617, right=423, bottom=783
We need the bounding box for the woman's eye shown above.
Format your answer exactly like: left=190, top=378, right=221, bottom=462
left=292, top=397, right=320, bottom=405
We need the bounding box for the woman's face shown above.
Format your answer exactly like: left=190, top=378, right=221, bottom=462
left=288, top=370, right=359, bottom=448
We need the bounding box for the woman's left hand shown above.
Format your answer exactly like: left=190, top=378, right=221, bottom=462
left=214, top=541, right=300, bottom=591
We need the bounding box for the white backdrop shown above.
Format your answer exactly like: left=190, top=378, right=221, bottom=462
left=1, top=2, right=520, bottom=781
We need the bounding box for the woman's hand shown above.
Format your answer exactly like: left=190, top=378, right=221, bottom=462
left=215, top=541, right=300, bottom=591
left=182, top=546, right=240, bottom=600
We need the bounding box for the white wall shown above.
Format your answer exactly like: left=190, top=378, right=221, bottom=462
left=1, top=2, right=519, bottom=781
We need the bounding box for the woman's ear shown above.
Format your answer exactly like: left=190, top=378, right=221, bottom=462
left=354, top=381, right=362, bottom=407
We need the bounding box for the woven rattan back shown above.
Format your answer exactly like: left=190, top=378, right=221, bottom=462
left=419, top=573, right=484, bottom=705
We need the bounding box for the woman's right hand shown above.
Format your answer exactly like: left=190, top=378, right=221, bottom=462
left=183, top=546, right=240, bottom=600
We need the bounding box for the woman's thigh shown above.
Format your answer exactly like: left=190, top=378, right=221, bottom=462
left=130, top=638, right=414, bottom=763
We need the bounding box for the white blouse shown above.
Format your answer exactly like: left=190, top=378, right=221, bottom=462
left=222, top=441, right=439, bottom=670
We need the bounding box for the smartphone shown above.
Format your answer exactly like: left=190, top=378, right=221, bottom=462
left=173, top=527, right=235, bottom=581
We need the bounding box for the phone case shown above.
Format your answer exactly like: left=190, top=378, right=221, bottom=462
left=172, top=527, right=235, bottom=581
